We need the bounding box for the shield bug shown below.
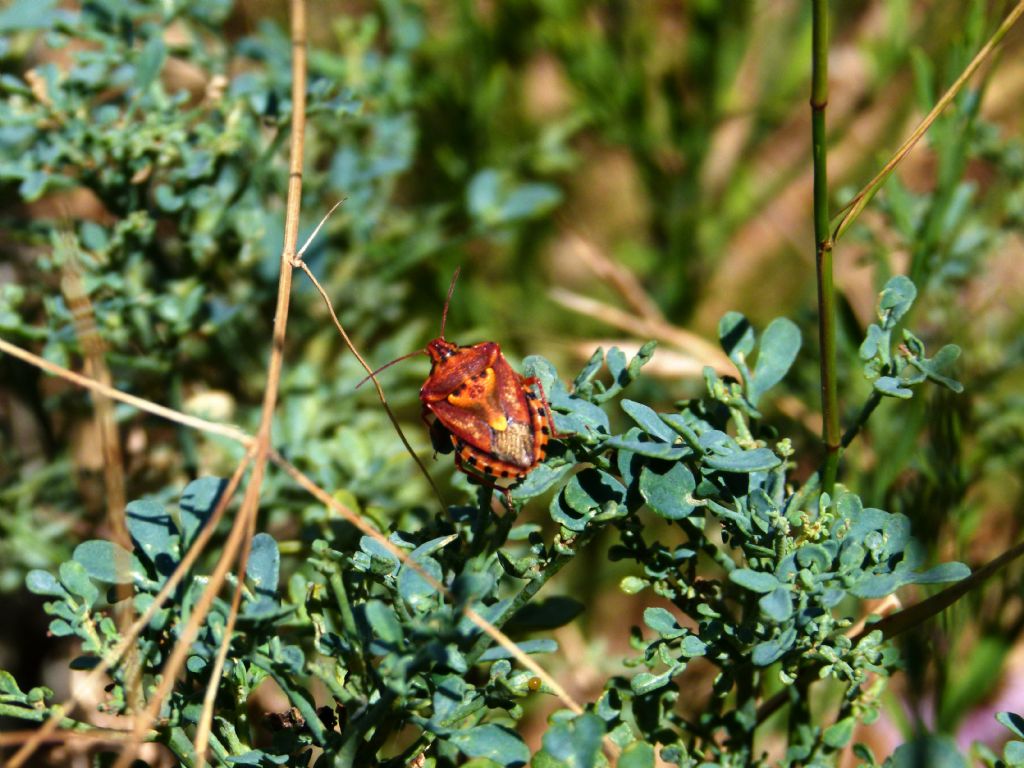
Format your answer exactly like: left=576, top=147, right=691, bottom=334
left=364, top=269, right=555, bottom=493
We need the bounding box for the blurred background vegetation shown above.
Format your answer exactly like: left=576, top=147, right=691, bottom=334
left=2, top=0, right=1024, bottom=763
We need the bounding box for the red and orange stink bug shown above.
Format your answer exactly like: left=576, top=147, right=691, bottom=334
left=366, top=269, right=556, bottom=492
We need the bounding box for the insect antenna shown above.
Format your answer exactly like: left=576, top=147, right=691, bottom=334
left=355, top=349, right=425, bottom=389
left=439, top=266, right=461, bottom=339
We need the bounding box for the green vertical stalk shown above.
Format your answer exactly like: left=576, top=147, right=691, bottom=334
left=812, top=0, right=840, bottom=494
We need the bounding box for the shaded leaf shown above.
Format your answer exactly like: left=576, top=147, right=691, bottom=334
left=618, top=741, right=655, bottom=768
left=749, top=318, right=800, bottom=405
left=448, top=724, right=529, bottom=768
left=507, top=596, right=584, bottom=631
left=751, top=626, right=797, bottom=666
left=639, top=462, right=696, bottom=520
left=719, top=312, right=755, bottom=361
left=730, top=569, right=780, bottom=594
left=621, top=400, right=678, bottom=443
left=179, top=477, right=224, bottom=549
left=397, top=534, right=456, bottom=612
left=704, top=447, right=780, bottom=473
left=73, top=541, right=137, bottom=585
left=126, top=499, right=177, bottom=572
left=888, top=735, right=968, bottom=768
left=479, top=639, right=558, bottom=662
left=759, top=587, right=793, bottom=622
left=247, top=533, right=280, bottom=602
left=538, top=713, right=605, bottom=766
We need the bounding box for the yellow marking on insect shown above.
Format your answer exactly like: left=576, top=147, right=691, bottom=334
left=447, top=367, right=508, bottom=431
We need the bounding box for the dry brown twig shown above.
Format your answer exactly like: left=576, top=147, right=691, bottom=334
left=0, top=337, right=254, bottom=447
left=181, top=2, right=311, bottom=764
left=59, top=240, right=144, bottom=716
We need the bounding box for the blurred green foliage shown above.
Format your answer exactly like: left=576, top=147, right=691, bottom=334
left=2, top=0, right=1024, bottom=766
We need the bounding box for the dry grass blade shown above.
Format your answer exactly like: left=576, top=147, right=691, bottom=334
left=59, top=243, right=144, bottom=715
left=557, top=223, right=665, bottom=323
left=59, top=244, right=129, bottom=547
left=832, top=0, right=1024, bottom=242
left=0, top=729, right=150, bottom=747
left=0, top=337, right=254, bottom=446
left=185, top=1, right=306, bottom=763
left=192, top=505, right=258, bottom=766
left=551, top=287, right=735, bottom=374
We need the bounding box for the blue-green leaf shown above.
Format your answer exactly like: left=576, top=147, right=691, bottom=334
left=860, top=324, right=885, bottom=361
left=618, top=741, right=655, bottom=768
left=621, top=400, right=678, bottom=443
left=911, top=344, right=963, bottom=393
left=359, top=535, right=401, bottom=576
left=507, top=596, right=583, bottom=631
left=643, top=607, right=684, bottom=638
left=850, top=572, right=907, bottom=599
left=73, top=540, right=138, bottom=584
left=719, top=312, right=755, bottom=361
left=796, top=544, right=833, bottom=572
left=561, top=469, right=626, bottom=515
left=874, top=376, right=913, bottom=399
left=730, top=569, right=780, bottom=594
left=878, top=275, right=917, bottom=326
left=59, top=561, right=97, bottom=606
left=681, top=635, right=708, bottom=657
left=759, top=586, right=793, bottom=622
left=510, top=462, right=575, bottom=502
left=704, top=447, right=780, bottom=473
left=179, top=477, right=223, bottom=549
left=1004, top=740, right=1024, bottom=765
left=467, top=168, right=561, bottom=226
left=751, top=627, right=797, bottom=666
left=631, top=670, right=672, bottom=695
left=126, top=499, right=176, bottom=572
left=639, top=462, right=696, bottom=520
left=997, top=711, right=1024, bottom=739
left=0, top=0, right=60, bottom=32
left=605, top=436, right=689, bottom=460
left=911, top=561, right=970, bottom=585
left=26, top=569, right=65, bottom=597
left=823, top=717, right=856, bottom=749
left=135, top=36, right=166, bottom=93
left=448, top=724, right=529, bottom=768
left=538, top=713, right=605, bottom=766
left=360, top=600, right=403, bottom=648
left=572, top=348, right=605, bottom=391
left=398, top=534, right=456, bottom=612
left=247, top=533, right=280, bottom=602
left=887, top=735, right=968, bottom=768
left=749, top=318, right=801, bottom=405
left=478, top=638, right=558, bottom=662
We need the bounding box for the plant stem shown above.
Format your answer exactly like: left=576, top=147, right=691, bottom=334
left=812, top=0, right=840, bottom=495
